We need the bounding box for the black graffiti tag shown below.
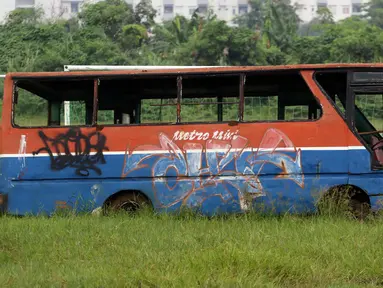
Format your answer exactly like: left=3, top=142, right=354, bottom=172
left=33, top=128, right=109, bottom=176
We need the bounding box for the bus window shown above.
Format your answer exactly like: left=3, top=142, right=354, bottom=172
left=97, top=110, right=114, bottom=125
left=181, top=74, right=239, bottom=123
left=13, top=86, right=49, bottom=127
left=244, top=72, right=321, bottom=121
left=13, top=79, right=95, bottom=127
left=97, top=76, right=178, bottom=125
left=355, top=93, right=382, bottom=137
left=141, top=98, right=177, bottom=124
left=315, top=71, right=347, bottom=117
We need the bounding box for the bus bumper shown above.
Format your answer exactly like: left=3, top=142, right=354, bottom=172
left=0, top=193, right=8, bottom=214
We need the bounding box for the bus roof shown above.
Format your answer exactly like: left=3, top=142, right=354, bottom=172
left=5, top=63, right=383, bottom=79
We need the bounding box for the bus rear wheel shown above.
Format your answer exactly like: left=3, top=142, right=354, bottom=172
left=104, top=191, right=151, bottom=214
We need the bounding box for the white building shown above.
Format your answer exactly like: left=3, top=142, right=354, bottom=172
left=292, top=0, right=370, bottom=23
left=0, top=0, right=371, bottom=24
left=0, top=0, right=86, bottom=22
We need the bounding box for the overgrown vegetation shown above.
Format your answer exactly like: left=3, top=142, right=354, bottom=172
left=0, top=210, right=383, bottom=287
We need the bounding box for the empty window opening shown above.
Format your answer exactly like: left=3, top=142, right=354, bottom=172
left=13, top=79, right=95, bottom=127
left=244, top=72, right=321, bottom=121
left=315, top=72, right=347, bottom=117
left=97, top=76, right=178, bottom=125
left=12, top=72, right=323, bottom=128
left=181, top=75, right=239, bottom=123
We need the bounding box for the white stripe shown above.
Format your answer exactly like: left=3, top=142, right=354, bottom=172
left=0, top=146, right=367, bottom=158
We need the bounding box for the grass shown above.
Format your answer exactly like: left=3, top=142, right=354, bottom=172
left=1, top=210, right=383, bottom=288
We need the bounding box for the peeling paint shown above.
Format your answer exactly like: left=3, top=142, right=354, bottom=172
left=17, top=135, right=27, bottom=178
left=90, top=184, right=102, bottom=202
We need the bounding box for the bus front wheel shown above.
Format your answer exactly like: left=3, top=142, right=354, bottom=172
left=317, top=185, right=371, bottom=219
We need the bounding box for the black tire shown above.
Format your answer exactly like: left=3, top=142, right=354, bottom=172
left=105, top=192, right=151, bottom=214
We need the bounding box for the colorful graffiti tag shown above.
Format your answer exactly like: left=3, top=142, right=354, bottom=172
left=122, top=128, right=304, bottom=212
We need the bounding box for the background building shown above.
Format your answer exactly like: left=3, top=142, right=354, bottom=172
left=0, top=0, right=371, bottom=24
left=292, top=0, right=370, bottom=23
left=0, top=0, right=85, bottom=21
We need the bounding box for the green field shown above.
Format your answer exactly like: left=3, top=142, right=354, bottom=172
left=1, top=211, right=383, bottom=288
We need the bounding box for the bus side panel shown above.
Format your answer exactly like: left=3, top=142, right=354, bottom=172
left=5, top=177, right=249, bottom=216
left=6, top=174, right=351, bottom=216
left=349, top=174, right=383, bottom=209
left=6, top=179, right=156, bottom=215
left=253, top=174, right=349, bottom=214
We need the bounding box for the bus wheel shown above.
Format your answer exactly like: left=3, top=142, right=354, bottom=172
left=104, top=191, right=151, bottom=214
left=317, top=185, right=371, bottom=220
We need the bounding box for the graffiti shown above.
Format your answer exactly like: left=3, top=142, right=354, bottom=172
left=173, top=129, right=240, bottom=141
left=33, top=128, right=109, bottom=176
left=122, top=128, right=304, bottom=212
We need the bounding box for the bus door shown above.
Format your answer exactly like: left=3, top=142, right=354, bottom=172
left=347, top=71, right=383, bottom=196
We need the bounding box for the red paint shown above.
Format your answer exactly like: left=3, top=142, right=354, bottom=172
left=0, top=66, right=368, bottom=155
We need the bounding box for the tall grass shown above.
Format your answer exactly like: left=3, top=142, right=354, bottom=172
left=0, top=211, right=382, bottom=287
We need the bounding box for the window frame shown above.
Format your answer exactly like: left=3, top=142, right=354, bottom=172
left=11, top=77, right=99, bottom=129
left=11, top=70, right=323, bottom=129
left=242, top=71, right=322, bottom=124
left=313, top=70, right=349, bottom=123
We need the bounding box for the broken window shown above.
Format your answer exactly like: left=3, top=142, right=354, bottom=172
left=96, top=74, right=239, bottom=125
left=244, top=72, right=321, bottom=121
left=97, top=76, right=178, bottom=125
left=12, top=71, right=322, bottom=128
left=180, top=75, right=239, bottom=123
left=13, top=79, right=95, bottom=127
left=315, top=71, right=347, bottom=117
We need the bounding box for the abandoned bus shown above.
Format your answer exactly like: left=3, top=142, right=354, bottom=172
left=0, top=64, right=382, bottom=217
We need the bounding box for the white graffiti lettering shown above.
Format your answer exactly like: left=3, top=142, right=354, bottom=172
left=173, top=129, right=239, bottom=141
left=122, top=128, right=304, bottom=213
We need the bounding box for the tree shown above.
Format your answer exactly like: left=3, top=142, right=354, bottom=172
left=5, top=7, right=44, bottom=26
left=234, top=0, right=263, bottom=30
left=298, top=7, right=335, bottom=36
left=292, top=17, right=383, bottom=64
left=235, top=0, right=300, bottom=54
left=79, top=0, right=134, bottom=40
left=120, top=24, right=148, bottom=50
left=364, top=0, right=383, bottom=29
left=134, top=0, right=157, bottom=28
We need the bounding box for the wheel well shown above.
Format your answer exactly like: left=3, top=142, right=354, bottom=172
left=324, top=184, right=371, bottom=206
left=103, top=190, right=153, bottom=208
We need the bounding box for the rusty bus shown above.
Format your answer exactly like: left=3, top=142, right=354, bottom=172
left=0, top=64, right=382, bottom=217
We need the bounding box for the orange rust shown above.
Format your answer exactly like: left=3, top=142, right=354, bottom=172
left=6, top=63, right=383, bottom=79
left=55, top=200, right=70, bottom=209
